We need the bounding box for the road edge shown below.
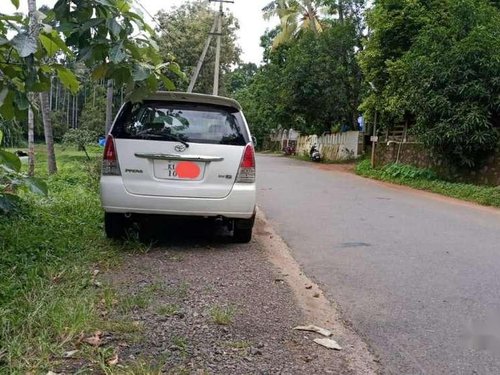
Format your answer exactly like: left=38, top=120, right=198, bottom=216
left=254, top=208, right=381, bottom=375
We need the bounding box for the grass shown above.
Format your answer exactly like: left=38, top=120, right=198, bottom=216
left=355, top=159, right=500, bottom=208
left=156, top=304, right=180, bottom=317
left=209, top=305, right=236, bottom=326
left=118, top=281, right=170, bottom=313
left=0, top=144, right=146, bottom=373
left=225, top=340, right=251, bottom=350
left=166, top=281, right=190, bottom=300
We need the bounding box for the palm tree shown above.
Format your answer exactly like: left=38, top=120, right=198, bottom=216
left=262, top=0, right=324, bottom=48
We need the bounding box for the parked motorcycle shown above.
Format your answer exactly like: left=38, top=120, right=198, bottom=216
left=283, top=145, right=296, bottom=156
left=310, top=144, right=321, bottom=162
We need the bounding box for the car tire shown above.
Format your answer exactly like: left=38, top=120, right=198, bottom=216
left=233, top=216, right=255, bottom=243
left=104, top=212, right=126, bottom=240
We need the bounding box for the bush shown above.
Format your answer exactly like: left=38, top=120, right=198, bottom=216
left=62, top=128, right=100, bottom=160
left=356, top=160, right=500, bottom=207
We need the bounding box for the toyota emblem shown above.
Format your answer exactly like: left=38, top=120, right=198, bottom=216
left=175, top=144, right=187, bottom=152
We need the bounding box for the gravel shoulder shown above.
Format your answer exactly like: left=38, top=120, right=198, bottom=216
left=84, top=213, right=379, bottom=374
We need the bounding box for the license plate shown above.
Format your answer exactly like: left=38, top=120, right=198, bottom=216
left=154, top=160, right=205, bottom=180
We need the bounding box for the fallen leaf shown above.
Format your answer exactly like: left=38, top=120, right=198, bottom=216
left=63, top=349, right=79, bottom=358
left=107, top=353, right=119, bottom=365
left=293, top=325, right=332, bottom=337
left=83, top=331, right=103, bottom=347
left=313, top=338, right=342, bottom=350
left=305, top=285, right=313, bottom=289
left=313, top=292, right=320, bottom=298
left=75, top=331, right=85, bottom=346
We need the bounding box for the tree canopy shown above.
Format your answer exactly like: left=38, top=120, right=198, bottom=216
left=0, top=0, right=180, bottom=121
left=156, top=0, right=241, bottom=95
left=359, top=0, right=500, bottom=167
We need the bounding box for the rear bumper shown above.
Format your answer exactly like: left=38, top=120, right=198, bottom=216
left=100, top=177, right=256, bottom=219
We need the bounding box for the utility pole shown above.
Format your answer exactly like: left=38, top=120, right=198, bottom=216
left=213, top=1, right=223, bottom=95
left=188, top=16, right=218, bottom=93
left=188, top=0, right=234, bottom=95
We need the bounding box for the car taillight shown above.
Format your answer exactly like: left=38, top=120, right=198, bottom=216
left=102, top=135, right=121, bottom=176
left=236, top=143, right=256, bottom=183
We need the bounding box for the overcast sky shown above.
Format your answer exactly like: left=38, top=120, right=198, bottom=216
left=4, top=0, right=275, bottom=64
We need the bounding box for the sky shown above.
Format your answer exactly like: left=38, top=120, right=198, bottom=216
left=3, top=0, right=276, bottom=64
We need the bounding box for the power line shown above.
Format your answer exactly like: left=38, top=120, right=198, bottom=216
left=133, top=0, right=162, bottom=30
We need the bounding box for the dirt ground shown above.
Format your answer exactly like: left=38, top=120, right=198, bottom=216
left=66, top=214, right=379, bottom=374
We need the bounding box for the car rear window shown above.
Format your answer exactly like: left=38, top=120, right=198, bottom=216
left=111, top=101, right=249, bottom=146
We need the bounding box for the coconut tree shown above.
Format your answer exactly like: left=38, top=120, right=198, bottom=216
left=262, top=0, right=325, bottom=47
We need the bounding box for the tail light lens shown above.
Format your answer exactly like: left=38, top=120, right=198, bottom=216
left=236, top=143, right=256, bottom=183
left=102, top=135, right=121, bottom=176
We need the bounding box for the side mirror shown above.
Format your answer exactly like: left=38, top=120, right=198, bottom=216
left=251, top=136, right=258, bottom=147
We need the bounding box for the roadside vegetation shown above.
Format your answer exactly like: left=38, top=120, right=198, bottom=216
left=0, top=146, right=141, bottom=373
left=356, top=160, right=500, bottom=208
left=237, top=0, right=500, bottom=178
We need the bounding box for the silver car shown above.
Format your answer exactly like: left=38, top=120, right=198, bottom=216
left=100, top=92, right=256, bottom=242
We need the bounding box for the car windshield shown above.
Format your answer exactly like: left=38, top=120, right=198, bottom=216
left=112, top=101, right=248, bottom=146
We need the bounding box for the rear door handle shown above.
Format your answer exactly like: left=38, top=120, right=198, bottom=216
left=135, top=153, right=224, bottom=162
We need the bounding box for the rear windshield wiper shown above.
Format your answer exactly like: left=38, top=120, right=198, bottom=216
left=136, top=129, right=189, bottom=148
left=163, top=133, right=190, bottom=148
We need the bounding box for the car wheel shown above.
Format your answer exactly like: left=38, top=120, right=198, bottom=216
left=104, top=212, right=126, bottom=240
left=233, top=216, right=255, bottom=243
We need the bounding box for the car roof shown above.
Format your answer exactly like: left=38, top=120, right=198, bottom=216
left=146, top=91, right=242, bottom=111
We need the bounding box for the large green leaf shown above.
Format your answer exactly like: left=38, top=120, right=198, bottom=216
left=91, top=64, right=109, bottom=80
left=39, top=34, right=59, bottom=57
left=110, top=66, right=131, bottom=85
left=0, top=194, right=21, bottom=214
left=95, top=0, right=114, bottom=6
left=0, top=91, right=15, bottom=120
left=116, top=0, right=131, bottom=12
left=24, top=177, right=48, bottom=196
left=107, top=18, right=122, bottom=37
left=11, top=32, right=38, bottom=57
left=41, top=31, right=72, bottom=56
left=56, top=66, right=80, bottom=94
left=0, top=130, right=3, bottom=147
left=110, top=43, right=127, bottom=63
left=10, top=0, right=20, bottom=9
left=161, top=76, right=176, bottom=91
left=132, top=64, right=150, bottom=81
left=0, top=87, right=8, bottom=107
left=0, top=150, right=21, bottom=172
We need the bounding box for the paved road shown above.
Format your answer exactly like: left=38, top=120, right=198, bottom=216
left=257, top=155, right=500, bottom=375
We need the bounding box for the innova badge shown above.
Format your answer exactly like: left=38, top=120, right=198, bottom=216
left=175, top=144, right=187, bottom=152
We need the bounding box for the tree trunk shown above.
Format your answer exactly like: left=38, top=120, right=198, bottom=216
left=27, top=0, right=38, bottom=176
left=74, top=94, right=78, bottom=128
left=39, top=91, right=57, bottom=174
left=105, top=79, right=114, bottom=134
left=338, top=0, right=344, bottom=24
left=66, top=91, right=70, bottom=127
left=55, top=80, right=59, bottom=110
left=49, top=76, right=53, bottom=110
left=28, top=102, right=35, bottom=177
